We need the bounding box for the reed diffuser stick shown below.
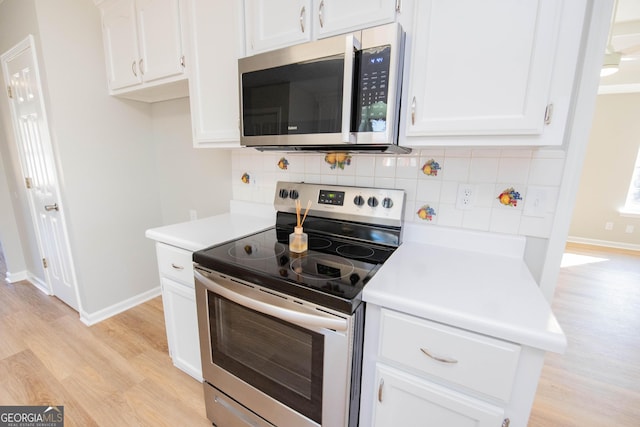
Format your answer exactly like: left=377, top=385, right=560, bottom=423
left=301, top=200, right=311, bottom=226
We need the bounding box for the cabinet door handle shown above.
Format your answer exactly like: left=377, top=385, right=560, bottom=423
left=299, top=6, right=306, bottom=33
left=420, top=347, right=458, bottom=364
left=318, top=0, right=325, bottom=28
left=502, top=418, right=511, bottom=427
left=378, top=378, right=384, bottom=402
left=139, top=59, right=145, bottom=75
left=171, top=263, right=184, bottom=270
left=44, top=203, right=59, bottom=212
left=411, top=96, right=416, bottom=125
left=180, top=55, right=186, bottom=68
left=131, top=60, right=137, bottom=77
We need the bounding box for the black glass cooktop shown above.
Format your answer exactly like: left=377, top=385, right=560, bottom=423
left=193, top=223, right=398, bottom=314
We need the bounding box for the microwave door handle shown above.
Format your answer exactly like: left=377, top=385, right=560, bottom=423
left=341, top=34, right=361, bottom=143
left=195, top=270, right=348, bottom=332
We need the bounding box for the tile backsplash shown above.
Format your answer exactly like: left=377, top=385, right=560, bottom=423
left=231, top=148, right=565, bottom=238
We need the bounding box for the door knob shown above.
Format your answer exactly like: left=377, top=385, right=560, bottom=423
left=44, top=203, right=59, bottom=211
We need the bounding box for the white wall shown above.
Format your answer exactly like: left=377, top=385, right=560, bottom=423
left=31, top=0, right=165, bottom=315
left=569, top=93, right=640, bottom=249
left=0, top=145, right=26, bottom=279
left=150, top=97, right=232, bottom=225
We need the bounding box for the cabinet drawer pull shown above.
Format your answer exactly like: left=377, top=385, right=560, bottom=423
left=420, top=347, right=458, bottom=364
left=299, top=6, right=306, bottom=33
left=378, top=378, right=384, bottom=402
left=171, top=263, right=184, bottom=270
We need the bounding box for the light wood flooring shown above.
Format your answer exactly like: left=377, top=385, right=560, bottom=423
left=529, top=243, right=640, bottom=426
left=0, top=242, right=638, bottom=426
left=0, top=278, right=211, bottom=426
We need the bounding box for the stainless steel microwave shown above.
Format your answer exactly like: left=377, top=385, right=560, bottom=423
left=238, top=23, right=410, bottom=153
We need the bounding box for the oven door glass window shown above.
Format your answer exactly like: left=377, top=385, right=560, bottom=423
left=209, top=292, right=324, bottom=424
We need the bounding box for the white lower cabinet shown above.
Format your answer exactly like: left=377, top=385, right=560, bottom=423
left=374, top=364, right=505, bottom=427
left=154, top=243, right=202, bottom=381
left=362, top=307, right=518, bottom=427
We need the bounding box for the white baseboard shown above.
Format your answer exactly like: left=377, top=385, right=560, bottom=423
left=5, top=270, right=28, bottom=283
left=27, top=272, right=52, bottom=295
left=5, top=270, right=52, bottom=297
left=567, top=236, right=640, bottom=252
left=79, top=286, right=162, bottom=326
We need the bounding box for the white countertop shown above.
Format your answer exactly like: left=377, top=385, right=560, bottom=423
left=364, top=226, right=566, bottom=353
left=145, top=212, right=274, bottom=252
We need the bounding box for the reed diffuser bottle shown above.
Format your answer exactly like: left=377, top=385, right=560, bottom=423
left=289, top=200, right=311, bottom=253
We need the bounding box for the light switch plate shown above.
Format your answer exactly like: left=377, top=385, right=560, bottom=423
left=524, top=186, right=551, bottom=217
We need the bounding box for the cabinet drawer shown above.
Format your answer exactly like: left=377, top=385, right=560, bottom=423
left=156, top=243, right=194, bottom=284
left=379, top=309, right=520, bottom=402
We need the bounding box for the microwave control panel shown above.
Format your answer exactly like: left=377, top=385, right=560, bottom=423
left=355, top=45, right=392, bottom=133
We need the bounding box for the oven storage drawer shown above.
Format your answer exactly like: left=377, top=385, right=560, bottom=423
left=378, top=309, right=520, bottom=402
left=204, top=382, right=276, bottom=427
left=156, top=243, right=194, bottom=284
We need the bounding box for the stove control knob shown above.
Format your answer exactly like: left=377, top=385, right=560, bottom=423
left=279, top=188, right=289, bottom=199
left=367, top=196, right=379, bottom=208
left=353, top=195, right=365, bottom=206
left=382, top=197, right=394, bottom=209
left=350, top=273, right=360, bottom=285
left=289, top=189, right=299, bottom=200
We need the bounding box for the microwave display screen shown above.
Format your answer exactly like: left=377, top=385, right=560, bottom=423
left=352, top=45, right=392, bottom=133
left=242, top=54, right=345, bottom=137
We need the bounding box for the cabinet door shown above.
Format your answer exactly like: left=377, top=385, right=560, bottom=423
left=187, top=0, right=242, bottom=147
left=161, top=277, right=202, bottom=381
left=314, top=0, right=397, bottom=39
left=374, top=364, right=505, bottom=427
left=135, top=0, right=184, bottom=83
left=101, top=0, right=142, bottom=90
left=244, top=0, right=312, bottom=54
left=405, top=0, right=560, bottom=136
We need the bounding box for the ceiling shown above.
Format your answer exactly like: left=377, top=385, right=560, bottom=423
left=599, top=0, right=640, bottom=93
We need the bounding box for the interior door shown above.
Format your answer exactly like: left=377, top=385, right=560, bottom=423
left=1, top=36, right=79, bottom=311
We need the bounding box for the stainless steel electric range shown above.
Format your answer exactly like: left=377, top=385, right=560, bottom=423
left=193, top=181, right=405, bottom=427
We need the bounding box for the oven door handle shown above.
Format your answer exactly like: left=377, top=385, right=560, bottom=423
left=195, top=270, right=348, bottom=332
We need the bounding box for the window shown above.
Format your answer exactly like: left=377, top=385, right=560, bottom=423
left=622, top=148, right=640, bottom=216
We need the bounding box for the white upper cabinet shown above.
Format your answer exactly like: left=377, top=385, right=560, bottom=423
left=243, top=0, right=398, bottom=55
left=101, top=0, right=141, bottom=90
left=404, top=0, right=561, bottom=138
left=244, top=0, right=312, bottom=54
left=99, top=0, right=187, bottom=101
left=135, top=0, right=184, bottom=83
left=185, top=0, right=243, bottom=147
left=314, top=0, right=398, bottom=39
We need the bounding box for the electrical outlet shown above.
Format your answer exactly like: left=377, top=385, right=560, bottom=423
left=189, top=209, right=198, bottom=221
left=456, top=184, right=475, bottom=210
left=605, top=222, right=614, bottom=231
left=625, top=225, right=634, bottom=234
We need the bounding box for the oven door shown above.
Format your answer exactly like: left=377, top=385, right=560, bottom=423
left=194, top=268, right=355, bottom=427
